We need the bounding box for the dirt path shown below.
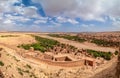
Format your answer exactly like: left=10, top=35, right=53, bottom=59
left=38, top=34, right=116, bottom=52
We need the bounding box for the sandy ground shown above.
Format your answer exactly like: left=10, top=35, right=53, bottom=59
left=0, top=33, right=36, bottom=46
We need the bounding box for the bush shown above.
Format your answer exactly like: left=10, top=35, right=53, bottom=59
left=87, top=49, right=112, bottom=60
left=17, top=68, right=23, bottom=76
left=26, top=64, right=32, bottom=69
left=91, top=39, right=119, bottom=47
left=48, top=34, right=86, bottom=42
left=114, top=51, right=119, bottom=55
left=0, top=35, right=18, bottom=37
left=0, top=61, right=4, bottom=66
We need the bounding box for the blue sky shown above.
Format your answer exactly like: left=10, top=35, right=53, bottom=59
left=0, top=0, right=120, bottom=32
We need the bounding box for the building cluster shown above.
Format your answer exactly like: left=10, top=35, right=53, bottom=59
left=21, top=46, right=105, bottom=68
left=77, top=32, right=120, bottom=42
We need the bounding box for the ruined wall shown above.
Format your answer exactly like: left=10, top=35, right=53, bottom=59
left=55, top=57, right=67, bottom=61
left=44, top=54, right=53, bottom=61
left=85, top=60, right=95, bottom=66
left=55, top=56, right=72, bottom=61
left=25, top=55, right=85, bottom=67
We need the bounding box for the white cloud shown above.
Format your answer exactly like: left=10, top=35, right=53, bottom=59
left=112, top=19, right=120, bottom=29
left=4, top=14, right=31, bottom=23
left=0, top=0, right=20, bottom=13
left=22, top=6, right=40, bottom=18
left=56, top=16, right=79, bottom=24
left=67, top=19, right=79, bottom=24
left=32, top=0, right=120, bottom=22
left=3, top=19, right=13, bottom=24
left=81, top=24, right=95, bottom=28
left=0, top=0, right=41, bottom=18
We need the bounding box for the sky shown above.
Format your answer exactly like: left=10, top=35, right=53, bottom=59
left=0, top=0, right=120, bottom=32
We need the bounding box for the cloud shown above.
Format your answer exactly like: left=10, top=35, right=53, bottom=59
left=3, top=19, right=13, bottom=24
left=0, top=0, right=47, bottom=31
left=32, top=0, right=120, bottom=22
left=0, top=0, right=119, bottom=32
left=56, top=16, right=79, bottom=24
left=111, top=18, right=120, bottom=30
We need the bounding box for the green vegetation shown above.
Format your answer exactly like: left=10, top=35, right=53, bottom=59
left=6, top=54, right=10, bottom=56
left=17, top=66, right=38, bottom=78
left=30, top=73, right=37, bottom=78
left=114, top=51, right=119, bottom=55
left=0, top=61, right=4, bottom=66
left=17, top=68, right=23, bottom=76
left=48, top=34, right=86, bottom=42
left=24, top=70, right=30, bottom=73
left=13, top=56, right=20, bottom=62
left=18, top=36, right=60, bottom=52
left=87, top=49, right=112, bottom=60
left=26, top=64, right=32, bottom=69
left=17, top=67, right=30, bottom=76
left=0, top=35, right=19, bottom=37
left=91, top=39, right=119, bottom=47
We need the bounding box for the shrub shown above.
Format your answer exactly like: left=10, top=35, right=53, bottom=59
left=0, top=35, right=18, bottom=37
left=114, top=51, right=119, bottom=55
left=17, top=68, right=23, bottom=76
left=91, top=39, right=119, bottom=47
left=0, top=61, right=4, bottom=66
left=48, top=34, right=86, bottom=42
left=87, top=49, right=112, bottom=60
left=26, top=64, right=32, bottom=69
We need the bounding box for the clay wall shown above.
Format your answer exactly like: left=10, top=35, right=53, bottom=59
left=25, top=55, right=85, bottom=67
left=85, top=60, right=94, bottom=66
